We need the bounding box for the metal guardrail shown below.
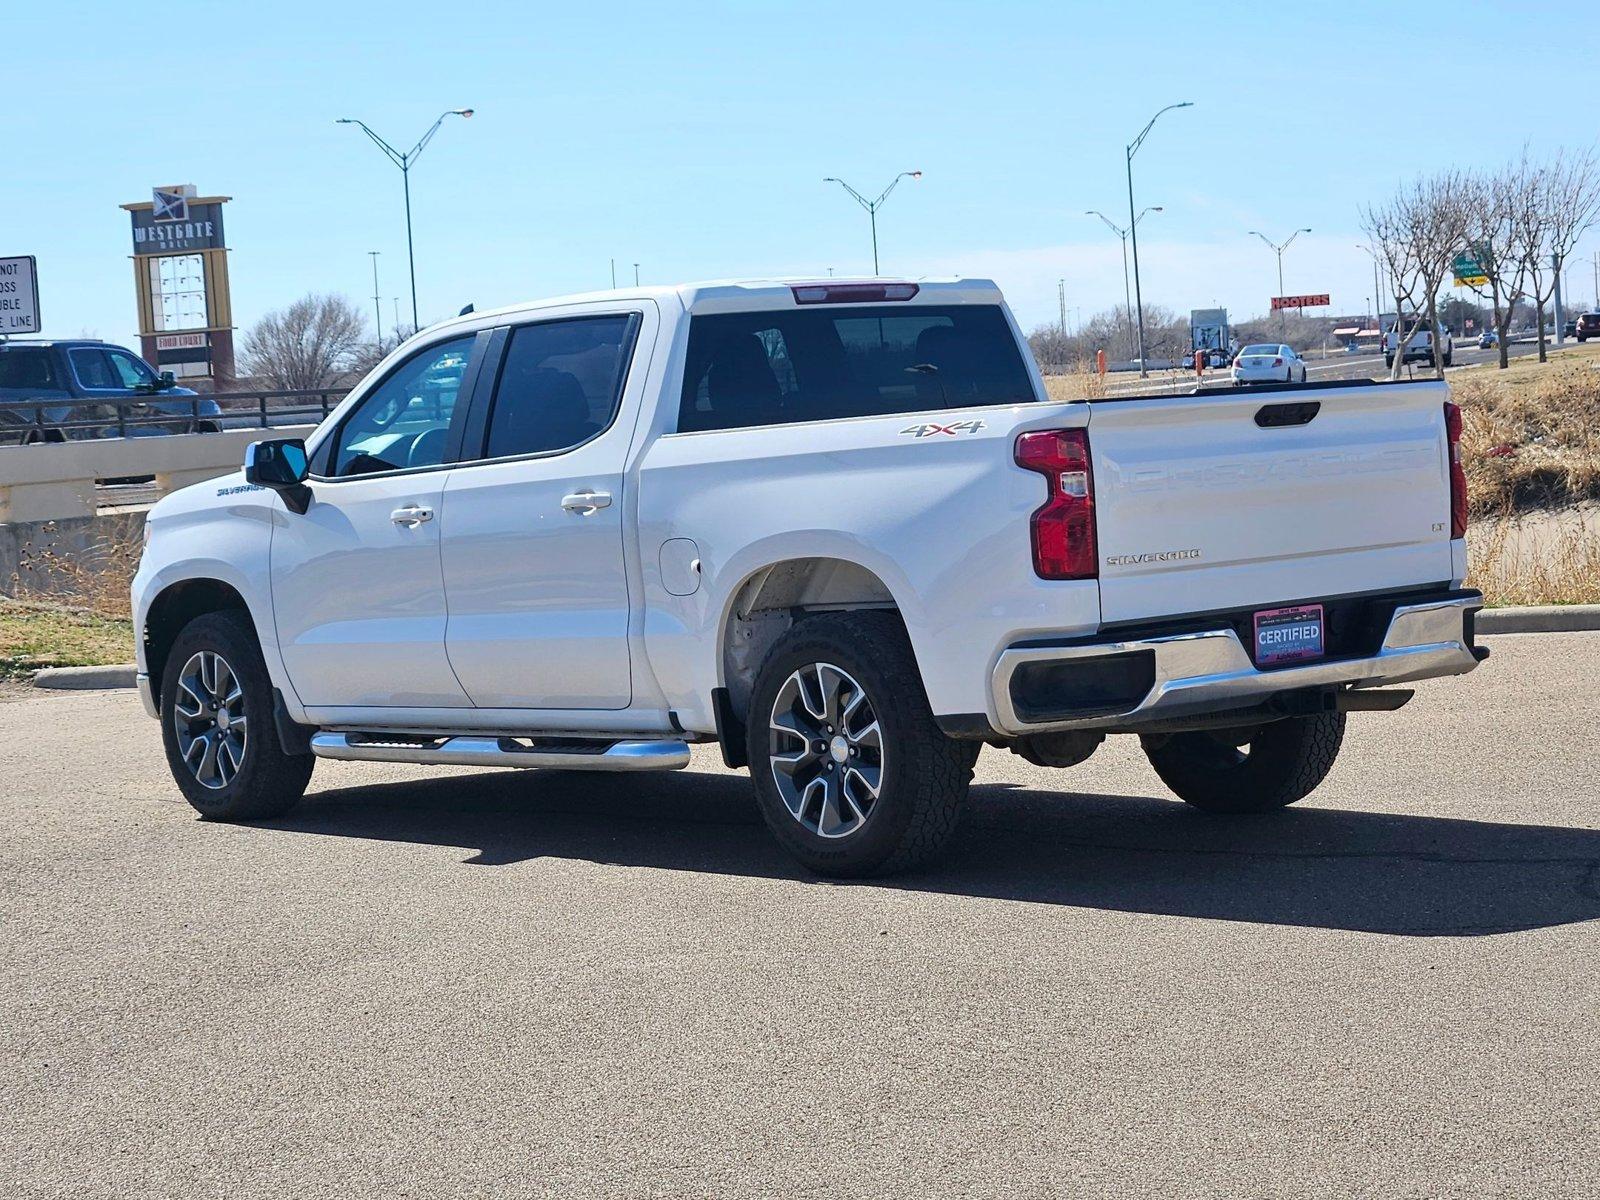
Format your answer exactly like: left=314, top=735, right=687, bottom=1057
left=0, top=387, right=347, bottom=442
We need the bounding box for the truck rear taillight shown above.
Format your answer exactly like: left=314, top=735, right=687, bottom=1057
left=1444, top=401, right=1468, bottom=538
left=791, top=282, right=919, bottom=305
left=1015, top=429, right=1097, bottom=579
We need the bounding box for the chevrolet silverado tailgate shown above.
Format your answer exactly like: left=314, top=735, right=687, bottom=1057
left=1086, top=380, right=1457, bottom=624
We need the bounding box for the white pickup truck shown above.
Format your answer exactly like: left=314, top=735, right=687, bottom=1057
left=1385, top=318, right=1454, bottom=369
left=132, top=278, right=1486, bottom=877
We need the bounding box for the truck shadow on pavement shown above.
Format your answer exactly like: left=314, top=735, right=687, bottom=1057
left=272, top=768, right=1600, bottom=937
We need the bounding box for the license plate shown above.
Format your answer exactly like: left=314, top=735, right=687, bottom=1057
left=1253, top=604, right=1324, bottom=666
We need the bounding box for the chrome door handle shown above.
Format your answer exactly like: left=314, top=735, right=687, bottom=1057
left=390, top=505, right=434, bottom=527
left=561, top=490, right=612, bottom=515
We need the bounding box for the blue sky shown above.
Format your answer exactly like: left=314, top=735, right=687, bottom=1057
left=8, top=0, right=1600, bottom=350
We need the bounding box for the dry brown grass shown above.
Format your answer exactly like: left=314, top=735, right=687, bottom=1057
left=1465, top=509, right=1600, bottom=606
left=9, top=517, right=142, bottom=619
left=1040, top=357, right=1111, bottom=402
left=1453, top=345, right=1600, bottom=515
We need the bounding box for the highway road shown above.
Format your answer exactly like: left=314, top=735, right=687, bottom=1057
left=4, top=632, right=1599, bottom=1197
left=1095, top=334, right=1575, bottom=397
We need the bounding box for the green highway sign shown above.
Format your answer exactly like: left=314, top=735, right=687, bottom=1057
left=1452, top=249, right=1489, bottom=287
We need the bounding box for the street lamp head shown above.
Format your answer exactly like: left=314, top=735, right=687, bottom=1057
left=452, top=109, right=474, bottom=118
left=1300, top=227, right=1312, bottom=233
left=335, top=118, right=354, bottom=124
left=1151, top=206, right=1164, bottom=212
left=908, top=171, right=922, bottom=180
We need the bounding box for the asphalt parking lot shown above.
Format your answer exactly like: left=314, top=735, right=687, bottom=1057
left=4, top=632, right=1598, bottom=1198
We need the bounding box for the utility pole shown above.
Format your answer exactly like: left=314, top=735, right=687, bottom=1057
left=368, top=251, right=382, bottom=345
left=392, top=297, right=401, bottom=336
left=610, top=259, right=616, bottom=289
left=1058, top=279, right=1067, bottom=339
left=1554, top=253, right=1566, bottom=345
left=633, top=263, right=640, bottom=287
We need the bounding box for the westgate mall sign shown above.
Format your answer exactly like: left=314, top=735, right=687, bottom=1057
left=129, top=203, right=226, bottom=254
left=1271, top=293, right=1331, bottom=311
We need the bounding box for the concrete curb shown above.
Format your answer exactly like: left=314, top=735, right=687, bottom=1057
left=32, top=664, right=138, bottom=690
left=1477, top=605, right=1600, bottom=635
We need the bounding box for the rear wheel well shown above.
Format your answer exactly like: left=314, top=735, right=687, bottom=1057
left=720, top=558, right=902, bottom=721
left=144, top=579, right=251, bottom=702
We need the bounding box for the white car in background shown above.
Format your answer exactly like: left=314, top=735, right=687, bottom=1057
left=1231, top=343, right=1307, bottom=385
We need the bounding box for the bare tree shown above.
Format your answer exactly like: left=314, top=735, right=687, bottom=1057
left=1518, top=149, right=1600, bottom=363
left=240, top=294, right=369, bottom=390
left=1362, top=171, right=1472, bottom=379
left=1463, top=157, right=1536, bottom=369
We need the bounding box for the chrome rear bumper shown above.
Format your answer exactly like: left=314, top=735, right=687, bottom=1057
left=991, top=593, right=1482, bottom=736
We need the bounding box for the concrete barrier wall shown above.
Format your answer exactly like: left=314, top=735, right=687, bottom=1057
left=0, top=427, right=316, bottom=523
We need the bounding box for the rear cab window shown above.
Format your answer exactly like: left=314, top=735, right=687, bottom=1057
left=677, top=304, right=1036, bottom=433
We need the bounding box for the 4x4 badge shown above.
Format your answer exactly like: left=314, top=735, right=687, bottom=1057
left=900, top=419, right=986, bottom=438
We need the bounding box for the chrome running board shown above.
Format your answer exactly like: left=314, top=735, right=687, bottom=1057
left=309, top=732, right=691, bottom=772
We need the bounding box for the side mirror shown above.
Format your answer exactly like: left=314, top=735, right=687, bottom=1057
left=157, top=370, right=176, bottom=389
left=244, top=438, right=312, bottom=514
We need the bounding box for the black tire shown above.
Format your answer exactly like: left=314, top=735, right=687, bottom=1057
left=745, top=611, right=978, bottom=878
left=1384, top=354, right=1394, bottom=369
left=1443, top=349, right=1453, bottom=367
left=160, top=610, right=313, bottom=821
left=1139, top=712, right=1345, bottom=814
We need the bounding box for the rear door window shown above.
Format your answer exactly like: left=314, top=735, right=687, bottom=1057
left=479, top=314, right=637, bottom=459
left=678, top=304, right=1036, bottom=433
left=69, top=348, right=119, bottom=389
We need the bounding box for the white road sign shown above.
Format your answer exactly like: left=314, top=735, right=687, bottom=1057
left=0, top=256, right=41, bottom=334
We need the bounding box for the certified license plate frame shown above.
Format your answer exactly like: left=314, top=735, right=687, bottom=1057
left=1252, top=603, right=1325, bottom=667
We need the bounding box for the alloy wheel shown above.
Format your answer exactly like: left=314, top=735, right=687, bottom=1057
left=768, top=662, right=885, bottom=839
left=172, top=650, right=248, bottom=790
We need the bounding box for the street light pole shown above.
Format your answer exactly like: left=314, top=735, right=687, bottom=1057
left=368, top=251, right=382, bottom=344
left=1125, top=103, right=1192, bottom=377
left=1358, top=244, right=1385, bottom=332
left=336, top=108, right=474, bottom=331
left=1088, top=207, right=1161, bottom=360
left=1250, top=228, right=1311, bottom=327
left=823, top=172, right=922, bottom=274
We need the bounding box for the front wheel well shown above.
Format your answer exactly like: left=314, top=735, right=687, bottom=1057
left=144, top=579, right=252, bottom=700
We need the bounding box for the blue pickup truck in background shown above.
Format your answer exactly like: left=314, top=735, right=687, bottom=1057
left=0, top=339, right=223, bottom=443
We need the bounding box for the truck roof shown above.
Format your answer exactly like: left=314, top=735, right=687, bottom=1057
left=424, top=277, right=1007, bottom=339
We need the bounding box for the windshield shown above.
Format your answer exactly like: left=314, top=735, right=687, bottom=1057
left=1239, top=345, right=1279, bottom=357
